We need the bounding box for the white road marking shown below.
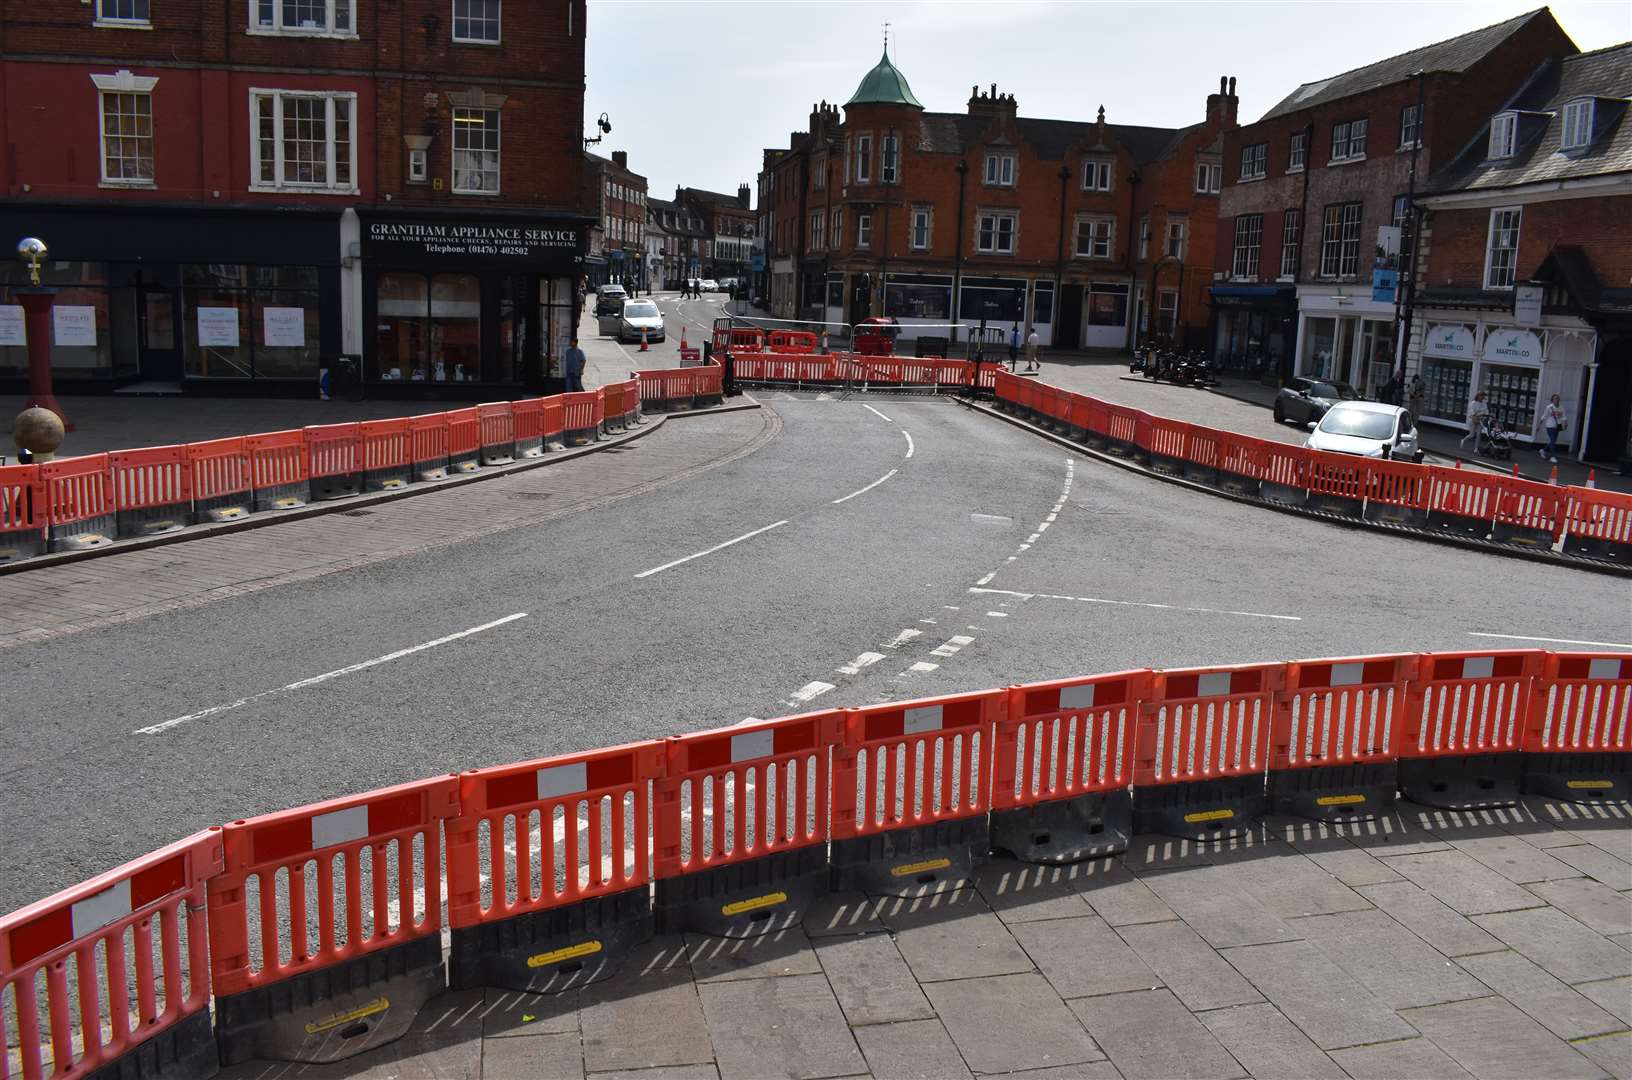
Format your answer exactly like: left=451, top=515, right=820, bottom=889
left=885, top=628, right=923, bottom=649
left=975, top=572, right=996, bottom=586
left=968, top=587, right=1300, bottom=622
left=987, top=611, right=1009, bottom=618
left=1469, top=632, right=1632, bottom=649
left=836, top=652, right=885, bottom=675
left=919, top=618, right=937, bottom=624
left=971, top=514, right=1012, bottom=525
left=832, top=469, right=899, bottom=504
left=907, top=661, right=939, bottom=673
left=135, top=613, right=530, bottom=735
left=787, top=681, right=836, bottom=704
left=863, top=404, right=893, bottom=423
left=931, top=635, right=975, bottom=657
left=634, top=520, right=789, bottom=578
left=902, top=431, right=915, bottom=458
left=943, top=605, right=961, bottom=611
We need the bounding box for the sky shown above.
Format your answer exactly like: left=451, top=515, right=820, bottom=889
left=584, top=0, right=1629, bottom=200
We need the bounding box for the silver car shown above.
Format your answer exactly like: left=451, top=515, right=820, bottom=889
left=1305, top=401, right=1422, bottom=461
left=617, top=298, right=666, bottom=344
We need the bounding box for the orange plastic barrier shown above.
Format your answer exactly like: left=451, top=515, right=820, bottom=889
left=1397, top=650, right=1540, bottom=808
left=0, top=831, right=222, bottom=1080
left=620, top=378, right=642, bottom=426
left=1304, top=448, right=1367, bottom=517
left=1490, top=472, right=1566, bottom=549
left=108, top=444, right=193, bottom=539
left=511, top=397, right=545, bottom=457
left=1103, top=404, right=1143, bottom=458
left=541, top=397, right=567, bottom=451
left=408, top=412, right=450, bottom=481
left=1183, top=424, right=1222, bottom=485
left=0, top=463, right=46, bottom=562
left=1361, top=456, right=1430, bottom=528
left=1145, top=417, right=1190, bottom=475
left=1560, top=487, right=1632, bottom=564
left=358, top=418, right=410, bottom=491
left=446, top=406, right=481, bottom=474
left=767, top=330, right=818, bottom=353
left=304, top=422, right=363, bottom=501
left=1259, top=442, right=1309, bottom=506
left=477, top=402, right=516, bottom=466
left=246, top=429, right=309, bottom=511
left=187, top=437, right=252, bottom=523
left=1425, top=463, right=1498, bottom=537
left=563, top=390, right=600, bottom=445
left=41, top=455, right=115, bottom=553
left=1522, top=652, right=1631, bottom=802
left=1214, top=432, right=1267, bottom=496
left=1272, top=654, right=1415, bottom=819
left=600, top=383, right=625, bottom=432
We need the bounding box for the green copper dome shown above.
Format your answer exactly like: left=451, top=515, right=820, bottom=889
left=846, top=50, right=923, bottom=109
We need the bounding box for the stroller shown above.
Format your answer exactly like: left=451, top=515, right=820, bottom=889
left=1477, top=413, right=1513, bottom=459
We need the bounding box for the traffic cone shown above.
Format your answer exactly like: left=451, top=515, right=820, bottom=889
left=640, top=326, right=649, bottom=352
left=1587, top=469, right=1597, bottom=489
left=679, top=327, right=688, bottom=351
left=1549, top=465, right=1560, bottom=486
left=1512, top=463, right=1520, bottom=477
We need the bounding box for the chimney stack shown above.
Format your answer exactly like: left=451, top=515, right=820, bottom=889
left=737, top=183, right=751, bottom=209
left=611, top=150, right=628, bottom=169
left=1206, top=76, right=1240, bottom=127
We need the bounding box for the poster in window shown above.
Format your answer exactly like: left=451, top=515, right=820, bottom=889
left=196, top=306, right=241, bottom=347
left=52, top=306, right=97, bottom=347
left=0, top=305, right=25, bottom=346
left=263, top=307, right=307, bottom=348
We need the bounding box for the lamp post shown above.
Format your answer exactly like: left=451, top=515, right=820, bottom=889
left=15, top=237, right=71, bottom=432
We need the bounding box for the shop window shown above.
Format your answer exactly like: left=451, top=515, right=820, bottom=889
left=182, top=264, right=320, bottom=380
left=958, top=278, right=1026, bottom=323
left=0, top=263, right=116, bottom=378
left=1485, top=207, right=1521, bottom=289
left=1032, top=281, right=1055, bottom=326
left=1483, top=364, right=1539, bottom=434
left=1420, top=355, right=1472, bottom=422
left=884, top=275, right=952, bottom=320
left=98, top=90, right=155, bottom=185
left=251, top=90, right=356, bottom=193
left=452, top=107, right=501, bottom=194
left=252, top=0, right=354, bottom=36
left=452, top=0, right=500, bottom=43
left=1088, top=284, right=1128, bottom=327
left=1301, top=316, right=1336, bottom=379
left=373, top=272, right=483, bottom=382
left=96, top=0, right=150, bottom=25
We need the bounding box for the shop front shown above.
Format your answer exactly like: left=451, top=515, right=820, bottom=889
left=1208, top=285, right=1296, bottom=382
left=358, top=209, right=585, bottom=396
left=0, top=203, right=340, bottom=395
left=1294, top=288, right=1398, bottom=398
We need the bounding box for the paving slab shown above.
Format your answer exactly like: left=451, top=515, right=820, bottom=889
left=1070, top=989, right=1244, bottom=1080
left=1527, top=875, right=1632, bottom=936
left=1289, top=842, right=1406, bottom=887
left=974, top=859, right=1098, bottom=924
left=1289, top=908, right=1489, bottom=1009
left=1401, top=995, right=1605, bottom=1079
left=1571, top=1030, right=1632, bottom=1080
left=1011, top=915, right=1162, bottom=1000
left=1076, top=861, right=1178, bottom=927
left=684, top=928, right=824, bottom=982
left=1328, top=1037, right=1475, bottom=1080
left=1576, top=975, right=1632, bottom=1026
left=480, top=987, right=580, bottom=1038
left=970, top=1064, right=1122, bottom=1080
left=1197, top=1002, right=1346, bottom=1080
left=696, top=974, right=864, bottom=1080
left=1355, top=880, right=1507, bottom=957
left=1380, top=849, right=1547, bottom=915
left=1457, top=949, right=1627, bottom=1039
left=578, top=945, right=714, bottom=1075
left=924, top=972, right=1105, bottom=1075
left=1449, top=833, right=1587, bottom=885
left=812, top=932, right=935, bottom=1027
left=1221, top=939, right=1416, bottom=1050
left=853, top=1018, right=973, bottom=1080
left=1270, top=810, right=1451, bottom=857
left=1548, top=843, right=1632, bottom=889
left=481, top=1030, right=585, bottom=1079
left=874, top=888, right=1035, bottom=983
left=1135, top=865, right=1298, bottom=949
left=587, top=1068, right=720, bottom=1080
left=802, top=892, right=886, bottom=939
left=1116, top=920, right=1263, bottom=1012
left=1215, top=848, right=1374, bottom=919
left=1474, top=905, right=1632, bottom=984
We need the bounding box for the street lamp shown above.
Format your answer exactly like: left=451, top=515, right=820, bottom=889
left=13, top=236, right=71, bottom=437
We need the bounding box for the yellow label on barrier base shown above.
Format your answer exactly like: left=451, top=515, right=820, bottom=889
left=1315, top=794, right=1367, bottom=806
left=1183, top=809, right=1235, bottom=824
left=1566, top=780, right=1614, bottom=790
left=722, top=892, right=788, bottom=917
left=890, top=857, right=952, bottom=877
left=526, top=940, right=603, bottom=969
left=303, top=997, right=390, bottom=1035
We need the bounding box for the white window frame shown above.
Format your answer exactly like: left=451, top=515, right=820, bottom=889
left=1138, top=215, right=1150, bottom=260
left=1331, top=117, right=1367, bottom=162
left=1399, top=103, right=1422, bottom=150
left=1560, top=98, right=1593, bottom=151
left=976, top=211, right=1016, bottom=254
left=831, top=208, right=843, bottom=248
left=248, top=88, right=358, bottom=194
left=813, top=156, right=826, bottom=190
left=95, top=0, right=150, bottom=26
left=1082, top=158, right=1113, bottom=192
left=249, top=0, right=356, bottom=38
left=1280, top=208, right=1301, bottom=279
left=1239, top=143, right=1266, bottom=180
left=1488, top=112, right=1517, bottom=159
left=451, top=106, right=500, bottom=195
left=408, top=147, right=428, bottom=182
left=96, top=91, right=156, bottom=186
left=1165, top=218, right=1186, bottom=260
left=910, top=206, right=931, bottom=250
left=1319, top=202, right=1362, bottom=278
left=1073, top=215, right=1113, bottom=259
left=1288, top=130, right=1307, bottom=172
left=881, top=134, right=899, bottom=184
left=91, top=72, right=159, bottom=186
left=1231, top=214, right=1263, bottom=278
left=857, top=213, right=872, bottom=249
left=855, top=134, right=872, bottom=183
left=1194, top=161, right=1221, bottom=193
left=1484, top=206, right=1522, bottom=290
left=451, top=0, right=501, bottom=44
left=984, top=152, right=1016, bottom=187
left=1157, top=290, right=1179, bottom=335
left=810, top=210, right=823, bottom=250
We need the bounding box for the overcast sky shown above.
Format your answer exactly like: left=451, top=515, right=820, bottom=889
left=584, top=1, right=1628, bottom=200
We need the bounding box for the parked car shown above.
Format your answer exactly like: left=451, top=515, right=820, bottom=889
left=1273, top=377, right=1359, bottom=426
left=617, top=298, right=666, bottom=344
left=594, top=284, right=628, bottom=317
left=1305, top=401, right=1422, bottom=461
left=700, top=279, right=720, bottom=293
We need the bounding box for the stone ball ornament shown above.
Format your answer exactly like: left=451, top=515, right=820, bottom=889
left=14, top=405, right=65, bottom=457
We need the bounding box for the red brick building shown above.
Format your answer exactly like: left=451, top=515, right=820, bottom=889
left=0, top=0, right=590, bottom=395
left=1409, top=42, right=1632, bottom=463
left=1209, top=9, right=1577, bottom=393
left=758, top=51, right=1233, bottom=350
left=583, top=150, right=648, bottom=290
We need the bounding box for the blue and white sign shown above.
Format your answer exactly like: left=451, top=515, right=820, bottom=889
left=1486, top=328, right=1543, bottom=365
left=1371, top=268, right=1398, bottom=303
left=1424, top=324, right=1475, bottom=359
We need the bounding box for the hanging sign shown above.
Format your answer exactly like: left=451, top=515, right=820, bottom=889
left=196, top=306, right=241, bottom=347
left=52, top=306, right=97, bottom=347
left=1371, top=268, right=1398, bottom=303
left=1513, top=284, right=1543, bottom=327
left=0, top=306, right=25, bottom=346
left=1423, top=324, right=1474, bottom=359
left=262, top=307, right=307, bottom=348
left=1485, top=328, right=1543, bottom=365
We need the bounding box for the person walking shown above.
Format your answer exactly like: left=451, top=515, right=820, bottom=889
left=1008, top=323, right=1021, bottom=371
left=562, top=336, right=587, bottom=393
left=1460, top=390, right=1490, bottom=452
left=1538, top=393, right=1566, bottom=463
left=1025, top=327, right=1040, bottom=372
left=1407, top=374, right=1425, bottom=419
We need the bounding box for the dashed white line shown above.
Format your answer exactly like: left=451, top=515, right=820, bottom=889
left=1469, top=632, right=1632, bottom=649
left=987, top=611, right=1009, bottom=618
left=931, top=634, right=975, bottom=657
left=863, top=404, right=894, bottom=423
left=968, top=586, right=1299, bottom=622
left=135, top=612, right=530, bottom=735
left=634, top=520, right=789, bottom=578
left=906, top=661, right=939, bottom=673
left=832, top=469, right=899, bottom=505
left=787, top=681, right=836, bottom=704
left=902, top=431, right=915, bottom=458
left=836, top=652, right=886, bottom=675
left=885, top=628, right=923, bottom=649
left=975, top=572, right=997, bottom=586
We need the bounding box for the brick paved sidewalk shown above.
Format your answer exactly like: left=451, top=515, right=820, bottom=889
left=0, top=406, right=778, bottom=648
left=214, top=796, right=1632, bottom=1080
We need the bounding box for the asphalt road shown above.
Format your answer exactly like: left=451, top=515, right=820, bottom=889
left=3, top=359, right=1629, bottom=913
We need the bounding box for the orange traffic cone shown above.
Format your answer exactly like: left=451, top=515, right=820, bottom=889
left=1587, top=469, right=1597, bottom=489
left=1512, top=463, right=1520, bottom=476
left=1549, top=465, right=1560, bottom=486
left=679, top=327, right=688, bottom=351
left=640, top=326, right=649, bottom=352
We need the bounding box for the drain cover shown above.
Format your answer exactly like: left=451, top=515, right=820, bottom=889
left=340, top=509, right=374, bottom=517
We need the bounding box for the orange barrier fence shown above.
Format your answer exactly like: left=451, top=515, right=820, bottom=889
left=445, top=407, right=481, bottom=474
left=246, top=430, right=308, bottom=512
left=188, top=437, right=253, bottom=524
left=2, top=647, right=1625, bottom=1076
left=109, top=445, right=192, bottom=539
left=304, top=422, right=363, bottom=502
left=41, top=455, right=115, bottom=553
left=358, top=419, right=411, bottom=492
left=632, top=363, right=724, bottom=413
left=477, top=402, right=516, bottom=466
left=0, top=463, right=46, bottom=562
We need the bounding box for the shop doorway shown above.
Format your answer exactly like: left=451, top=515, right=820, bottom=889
left=1586, top=335, right=1631, bottom=464
left=849, top=275, right=872, bottom=324
left=137, top=287, right=182, bottom=383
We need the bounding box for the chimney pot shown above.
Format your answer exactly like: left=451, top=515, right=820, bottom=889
left=1228, top=76, right=1236, bottom=96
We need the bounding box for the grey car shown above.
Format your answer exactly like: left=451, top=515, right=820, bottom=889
left=1273, top=377, right=1359, bottom=426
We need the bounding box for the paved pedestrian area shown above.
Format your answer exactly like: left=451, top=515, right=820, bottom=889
left=218, top=797, right=1632, bottom=1080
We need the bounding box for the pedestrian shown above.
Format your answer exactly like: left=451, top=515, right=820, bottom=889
left=1008, top=323, right=1021, bottom=371
left=1538, top=393, right=1566, bottom=463
left=1025, top=327, right=1040, bottom=372
left=562, top=335, right=587, bottom=393
left=1460, top=391, right=1489, bottom=452
left=1407, top=374, right=1425, bottom=419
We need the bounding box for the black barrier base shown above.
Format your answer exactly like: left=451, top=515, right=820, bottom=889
left=252, top=482, right=308, bottom=512
left=1364, top=501, right=1429, bottom=529
left=214, top=935, right=443, bottom=1067
left=1148, top=454, right=1185, bottom=478
left=117, top=502, right=189, bottom=539
left=1491, top=523, right=1555, bottom=550
left=1260, top=483, right=1307, bottom=508
left=1182, top=462, right=1218, bottom=487
left=0, top=526, right=46, bottom=563
left=1133, top=776, right=1267, bottom=841
left=480, top=444, right=516, bottom=467
left=831, top=818, right=987, bottom=898
left=363, top=466, right=409, bottom=493
left=1559, top=535, right=1632, bottom=564
left=413, top=459, right=449, bottom=482
left=192, top=494, right=250, bottom=525
left=990, top=790, right=1132, bottom=864
left=1306, top=493, right=1364, bottom=518
left=1427, top=510, right=1491, bottom=539
left=564, top=427, right=597, bottom=447
left=88, top=1006, right=218, bottom=1080
left=449, top=452, right=481, bottom=475
left=1522, top=751, right=1631, bottom=804
left=1216, top=470, right=1261, bottom=498
left=310, top=473, right=362, bottom=502
left=655, top=846, right=829, bottom=938
left=1398, top=752, right=1521, bottom=810
left=1268, top=761, right=1396, bottom=822
left=448, top=887, right=652, bottom=995
left=48, top=513, right=116, bottom=553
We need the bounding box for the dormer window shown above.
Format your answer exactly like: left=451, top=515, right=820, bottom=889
left=1083, top=158, right=1112, bottom=192
left=1489, top=112, right=1517, bottom=159
left=1560, top=98, right=1594, bottom=150
left=984, top=152, right=1016, bottom=187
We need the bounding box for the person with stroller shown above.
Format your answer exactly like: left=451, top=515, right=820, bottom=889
left=1460, top=391, right=1490, bottom=452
